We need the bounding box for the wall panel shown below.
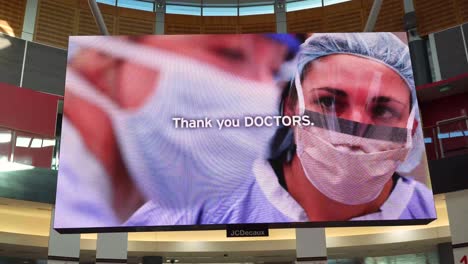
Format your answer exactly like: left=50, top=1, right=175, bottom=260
left=366, top=0, right=405, bottom=32
left=0, top=83, right=61, bottom=137
left=286, top=8, right=324, bottom=33
left=0, top=34, right=25, bottom=86
left=433, top=27, right=468, bottom=80
left=323, top=0, right=364, bottom=32
left=26, top=0, right=468, bottom=45
left=77, top=0, right=116, bottom=36
left=202, top=16, right=238, bottom=34
left=22, top=41, right=68, bottom=96
left=0, top=0, right=27, bottom=37
left=287, top=8, right=324, bottom=33
left=414, top=0, right=458, bottom=36
left=455, top=0, right=468, bottom=23
left=34, top=0, right=79, bottom=48
left=286, top=0, right=411, bottom=33
left=165, top=14, right=202, bottom=34
left=239, top=14, right=275, bottom=33
left=117, top=7, right=155, bottom=35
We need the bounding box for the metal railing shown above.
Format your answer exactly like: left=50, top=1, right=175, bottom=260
left=423, top=116, right=468, bottom=160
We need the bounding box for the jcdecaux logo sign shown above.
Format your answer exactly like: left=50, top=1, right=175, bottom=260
left=226, top=226, right=269, bottom=237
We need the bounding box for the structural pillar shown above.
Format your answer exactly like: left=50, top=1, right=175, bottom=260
left=445, top=190, right=468, bottom=264
left=295, top=228, right=327, bottom=264
left=155, top=0, right=166, bottom=35
left=47, top=208, right=81, bottom=263
left=438, top=242, right=455, bottom=264
left=363, top=0, right=383, bottom=32
left=275, top=0, right=287, bottom=33
left=96, top=233, right=128, bottom=264
left=403, top=0, right=432, bottom=86
left=21, top=0, right=39, bottom=41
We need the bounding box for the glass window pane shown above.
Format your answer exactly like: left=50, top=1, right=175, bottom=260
left=166, top=5, right=202, bottom=15
left=117, top=0, right=154, bottom=11
left=450, top=131, right=464, bottom=137
left=239, top=5, right=274, bottom=16
left=323, top=0, right=351, bottom=6
left=0, top=130, right=12, bottom=143
left=12, top=131, right=55, bottom=169
left=438, top=133, right=449, bottom=139
left=31, top=138, right=43, bottom=148
left=16, top=136, right=31, bottom=147
left=286, top=0, right=322, bottom=12
left=203, top=7, right=237, bottom=16
left=42, top=139, right=56, bottom=147
left=97, top=0, right=116, bottom=5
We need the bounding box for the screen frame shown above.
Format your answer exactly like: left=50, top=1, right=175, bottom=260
left=54, top=218, right=435, bottom=234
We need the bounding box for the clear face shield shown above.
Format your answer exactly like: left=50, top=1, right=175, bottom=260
left=290, top=54, right=416, bottom=205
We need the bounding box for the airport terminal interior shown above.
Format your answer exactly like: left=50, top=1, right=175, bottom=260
left=0, top=0, right=468, bottom=263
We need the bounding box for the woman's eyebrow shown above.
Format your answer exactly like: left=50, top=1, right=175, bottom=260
left=372, top=96, right=406, bottom=106
left=310, top=87, right=347, bottom=97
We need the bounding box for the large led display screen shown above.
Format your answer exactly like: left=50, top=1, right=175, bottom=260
left=55, top=33, right=437, bottom=233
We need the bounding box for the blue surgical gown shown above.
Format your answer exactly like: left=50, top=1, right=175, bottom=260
left=125, top=159, right=436, bottom=226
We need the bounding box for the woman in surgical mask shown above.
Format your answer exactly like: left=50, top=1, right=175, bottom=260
left=262, top=33, right=437, bottom=221
left=55, top=34, right=303, bottom=228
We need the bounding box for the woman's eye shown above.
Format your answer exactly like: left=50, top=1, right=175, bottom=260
left=214, top=47, right=246, bottom=62
left=315, top=96, right=336, bottom=110
left=371, top=105, right=397, bottom=120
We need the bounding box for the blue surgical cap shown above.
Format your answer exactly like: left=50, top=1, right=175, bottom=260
left=265, top=33, right=301, bottom=58
left=297, top=33, right=415, bottom=100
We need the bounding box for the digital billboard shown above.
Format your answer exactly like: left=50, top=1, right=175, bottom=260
left=55, top=33, right=437, bottom=233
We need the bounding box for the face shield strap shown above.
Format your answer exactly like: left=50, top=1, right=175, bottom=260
left=405, top=106, right=416, bottom=148
left=269, top=87, right=297, bottom=191
left=294, top=72, right=306, bottom=115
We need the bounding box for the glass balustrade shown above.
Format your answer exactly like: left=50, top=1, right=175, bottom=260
left=423, top=116, right=468, bottom=160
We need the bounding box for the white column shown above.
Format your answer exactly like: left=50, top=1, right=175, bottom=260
left=295, top=228, right=327, bottom=264
left=96, top=233, right=128, bottom=264
left=403, top=0, right=415, bottom=13
left=47, top=208, right=81, bottom=264
left=427, top=33, right=442, bottom=82
left=445, top=189, right=468, bottom=264
left=275, top=0, right=287, bottom=33
left=21, top=0, right=39, bottom=41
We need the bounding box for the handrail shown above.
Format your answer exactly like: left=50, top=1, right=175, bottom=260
left=422, top=115, right=468, bottom=160
left=422, top=116, right=468, bottom=130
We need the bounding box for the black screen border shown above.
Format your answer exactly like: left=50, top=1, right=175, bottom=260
left=55, top=218, right=436, bottom=234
